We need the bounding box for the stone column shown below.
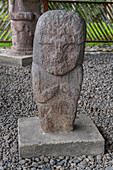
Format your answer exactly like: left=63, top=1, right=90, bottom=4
left=32, top=10, right=86, bottom=132
left=9, top=0, right=41, bottom=55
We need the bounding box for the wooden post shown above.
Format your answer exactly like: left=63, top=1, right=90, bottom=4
left=43, top=0, right=48, bottom=13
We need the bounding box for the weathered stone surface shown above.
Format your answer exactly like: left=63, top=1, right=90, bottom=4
left=33, top=10, right=86, bottom=76
left=18, top=114, right=105, bottom=158
left=32, top=10, right=86, bottom=132
left=32, top=63, right=83, bottom=132
left=9, top=0, right=41, bottom=55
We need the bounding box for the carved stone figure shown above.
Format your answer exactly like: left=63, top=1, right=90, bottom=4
left=32, top=10, right=86, bottom=132
left=9, top=0, right=41, bottom=55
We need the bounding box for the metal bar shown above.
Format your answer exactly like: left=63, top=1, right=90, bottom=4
left=52, top=2, right=61, bottom=10
left=4, top=19, right=11, bottom=30
left=59, top=3, right=66, bottom=10
left=59, top=3, right=68, bottom=10
left=48, top=1, right=113, bottom=5
left=54, top=2, right=63, bottom=10
left=52, top=2, right=65, bottom=10
left=107, top=3, right=113, bottom=15
left=84, top=3, right=108, bottom=40
left=50, top=3, right=59, bottom=10
left=0, top=2, right=4, bottom=9
left=0, top=30, right=6, bottom=39
left=77, top=3, right=96, bottom=41
left=89, top=3, right=111, bottom=40
left=67, top=2, right=76, bottom=12
left=0, top=10, right=8, bottom=24
left=0, top=4, right=8, bottom=16
left=94, top=4, right=113, bottom=40
left=104, top=3, right=113, bottom=21
left=81, top=3, right=101, bottom=40
left=98, top=5, right=112, bottom=38
left=99, top=4, right=112, bottom=26
left=49, top=2, right=56, bottom=10
left=78, top=3, right=95, bottom=41
left=0, top=40, right=12, bottom=43
left=1, top=26, right=10, bottom=40
left=0, top=0, right=8, bottom=2
left=48, top=4, right=52, bottom=10
left=86, top=40, right=113, bottom=43
left=84, top=4, right=103, bottom=40
left=63, top=3, right=70, bottom=11
left=6, top=32, right=12, bottom=41
left=0, top=29, right=4, bottom=37
left=79, top=4, right=95, bottom=41
left=0, top=15, right=10, bottom=30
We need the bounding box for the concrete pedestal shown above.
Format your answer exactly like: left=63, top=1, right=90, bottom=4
left=0, top=51, right=32, bottom=67
left=18, top=114, right=104, bottom=158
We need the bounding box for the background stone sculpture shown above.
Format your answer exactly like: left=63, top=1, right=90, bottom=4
left=32, top=10, right=86, bottom=132
left=9, top=0, right=41, bottom=55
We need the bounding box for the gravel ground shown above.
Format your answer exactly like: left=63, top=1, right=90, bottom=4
left=85, top=45, right=113, bottom=52
left=0, top=54, right=113, bottom=169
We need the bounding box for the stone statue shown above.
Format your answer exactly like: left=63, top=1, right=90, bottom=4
left=9, top=0, right=41, bottom=55
left=32, top=10, right=86, bottom=132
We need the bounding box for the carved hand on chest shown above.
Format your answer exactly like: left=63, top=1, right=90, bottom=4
left=32, top=67, right=81, bottom=103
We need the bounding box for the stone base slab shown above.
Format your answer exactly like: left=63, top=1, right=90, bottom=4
left=18, top=114, right=104, bottom=158
left=0, top=52, right=32, bottom=67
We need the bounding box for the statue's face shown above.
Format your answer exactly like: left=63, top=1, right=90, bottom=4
left=34, top=11, right=86, bottom=75
left=38, top=32, right=81, bottom=76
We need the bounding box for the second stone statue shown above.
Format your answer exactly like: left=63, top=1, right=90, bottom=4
left=32, top=10, right=86, bottom=132
left=9, top=0, right=41, bottom=55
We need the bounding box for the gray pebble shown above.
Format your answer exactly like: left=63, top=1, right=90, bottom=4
left=88, top=155, right=94, bottom=162
left=35, top=158, right=40, bottom=162
left=40, top=155, right=44, bottom=161
left=38, top=161, right=44, bottom=165
left=32, top=162, right=38, bottom=167
left=4, top=135, right=9, bottom=141
left=77, top=163, right=85, bottom=169
left=90, top=164, right=96, bottom=169
left=30, top=168, right=36, bottom=170
left=50, top=159, right=56, bottom=165
left=58, top=156, right=64, bottom=160
left=19, top=160, right=26, bottom=164
left=0, top=167, right=4, bottom=170
left=70, top=159, right=80, bottom=164
left=44, top=157, right=49, bottom=163
left=96, top=155, right=102, bottom=161
left=0, top=162, right=3, bottom=166
left=57, top=160, right=64, bottom=166
left=17, top=168, right=22, bottom=170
